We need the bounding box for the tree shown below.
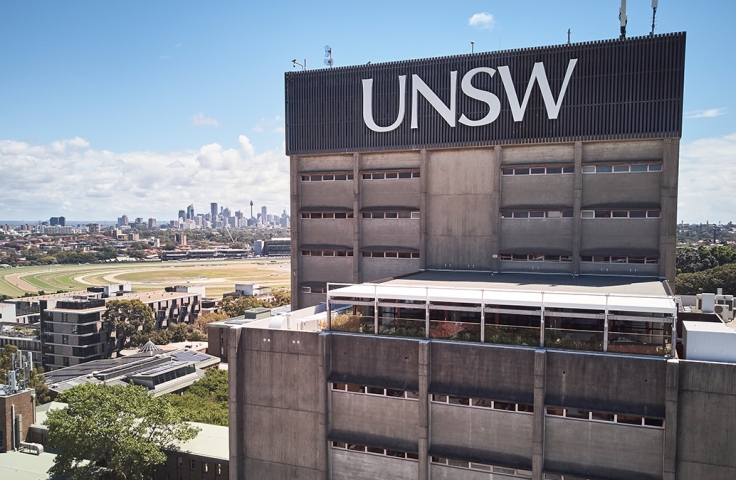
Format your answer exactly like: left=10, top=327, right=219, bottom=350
left=219, top=288, right=291, bottom=317
left=104, top=300, right=155, bottom=352
left=45, top=383, right=199, bottom=480
left=676, top=263, right=736, bottom=295
left=270, top=287, right=291, bottom=307
left=166, top=369, right=228, bottom=426
left=0, top=345, right=50, bottom=403
left=194, top=311, right=228, bottom=333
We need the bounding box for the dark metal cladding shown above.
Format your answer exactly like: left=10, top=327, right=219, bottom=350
left=284, top=33, right=686, bottom=155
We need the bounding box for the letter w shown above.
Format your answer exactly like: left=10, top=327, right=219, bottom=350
left=497, top=59, right=578, bottom=122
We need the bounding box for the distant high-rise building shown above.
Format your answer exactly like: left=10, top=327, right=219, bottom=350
left=186, top=204, right=195, bottom=220
left=222, top=207, right=232, bottom=219
left=49, top=217, right=59, bottom=226
left=148, top=218, right=156, bottom=229
left=211, top=203, right=218, bottom=221
left=117, top=215, right=129, bottom=227
left=58, top=216, right=66, bottom=227
left=178, top=210, right=186, bottom=221
left=261, top=206, right=267, bottom=222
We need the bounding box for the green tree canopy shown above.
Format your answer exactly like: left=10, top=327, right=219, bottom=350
left=46, top=383, right=199, bottom=480
left=0, top=345, right=50, bottom=403
left=676, top=263, right=736, bottom=295
left=103, top=299, right=155, bottom=351
left=219, top=287, right=290, bottom=317
left=166, top=369, right=228, bottom=426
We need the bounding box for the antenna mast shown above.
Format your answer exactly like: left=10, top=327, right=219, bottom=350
left=324, top=45, right=333, bottom=68
left=619, top=0, right=628, bottom=39
left=650, top=0, right=658, bottom=36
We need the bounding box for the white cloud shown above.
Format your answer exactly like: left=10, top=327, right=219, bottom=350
left=273, top=127, right=285, bottom=133
left=0, top=135, right=289, bottom=220
left=469, top=12, right=495, bottom=29
left=679, top=132, right=736, bottom=223
left=190, top=112, right=219, bottom=127
left=685, top=108, right=726, bottom=119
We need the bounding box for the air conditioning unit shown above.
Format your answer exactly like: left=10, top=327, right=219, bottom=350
left=714, top=304, right=734, bottom=322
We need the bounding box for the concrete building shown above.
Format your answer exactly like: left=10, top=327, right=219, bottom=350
left=287, top=33, right=685, bottom=309
left=0, top=303, right=15, bottom=323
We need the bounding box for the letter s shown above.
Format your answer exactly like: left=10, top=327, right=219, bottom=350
left=459, top=67, right=501, bottom=127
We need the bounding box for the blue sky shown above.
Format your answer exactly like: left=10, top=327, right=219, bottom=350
left=0, top=0, right=734, bottom=222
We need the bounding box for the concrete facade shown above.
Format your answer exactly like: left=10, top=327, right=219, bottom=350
left=291, top=138, right=679, bottom=309
left=0, top=389, right=34, bottom=453
left=228, top=328, right=736, bottom=480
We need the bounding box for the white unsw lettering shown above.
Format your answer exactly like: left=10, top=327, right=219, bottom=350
left=361, top=58, right=578, bottom=132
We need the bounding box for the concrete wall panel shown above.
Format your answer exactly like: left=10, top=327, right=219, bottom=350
left=580, top=219, right=660, bottom=254
left=301, top=181, right=353, bottom=209
left=362, top=179, right=421, bottom=209
left=330, top=334, right=419, bottom=391
left=300, top=256, right=354, bottom=284
left=332, top=449, right=418, bottom=480
left=582, top=140, right=663, bottom=162
left=501, top=144, right=575, bottom=165
left=299, top=155, right=353, bottom=172
left=242, top=458, right=324, bottom=480
left=427, top=149, right=494, bottom=195
left=501, top=175, right=574, bottom=208
left=499, top=260, right=573, bottom=274
left=331, top=392, right=419, bottom=450
left=499, top=219, right=573, bottom=254
left=430, top=342, right=535, bottom=404
left=579, top=263, right=660, bottom=277
left=582, top=173, right=662, bottom=209
left=430, top=464, right=519, bottom=480
left=546, top=351, right=666, bottom=417
left=545, top=416, right=664, bottom=480
left=361, top=258, right=421, bottom=283
left=361, top=151, right=421, bottom=170
left=361, top=219, right=420, bottom=249
left=431, top=403, right=533, bottom=469
left=300, top=219, right=354, bottom=247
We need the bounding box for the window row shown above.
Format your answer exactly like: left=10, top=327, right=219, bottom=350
left=301, top=286, right=327, bottom=294
left=332, top=382, right=419, bottom=400
left=431, top=394, right=534, bottom=414
left=331, top=441, right=418, bottom=460
left=544, top=475, right=591, bottom=480
left=502, top=210, right=573, bottom=219
left=301, top=173, right=354, bottom=182
left=546, top=407, right=664, bottom=428
left=301, top=212, right=354, bottom=219
left=502, top=165, right=574, bottom=176
left=175, top=457, right=223, bottom=474
left=362, top=251, right=420, bottom=259
left=301, top=250, right=354, bottom=257
left=362, top=211, right=420, bottom=219
left=581, top=210, right=660, bottom=219
left=581, top=256, right=659, bottom=264
left=363, top=171, right=420, bottom=180
left=431, top=457, right=532, bottom=478
left=582, top=163, right=661, bottom=174
left=500, top=254, right=573, bottom=262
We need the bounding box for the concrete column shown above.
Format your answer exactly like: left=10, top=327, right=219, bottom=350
left=572, top=143, right=583, bottom=275
left=418, top=341, right=430, bottom=480
left=320, top=333, right=332, bottom=479
left=291, top=155, right=301, bottom=309
left=660, top=139, right=679, bottom=290
left=532, top=349, right=547, bottom=480
left=491, top=146, right=502, bottom=272
left=663, top=358, right=679, bottom=480
left=228, top=326, right=244, bottom=480
left=353, top=153, right=362, bottom=283
left=420, top=149, right=428, bottom=270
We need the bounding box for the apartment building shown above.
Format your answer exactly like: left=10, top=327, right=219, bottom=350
left=287, top=33, right=685, bottom=309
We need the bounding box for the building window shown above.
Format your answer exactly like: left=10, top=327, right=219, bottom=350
left=362, top=211, right=419, bottom=219
left=190, top=459, right=195, bottom=470
left=203, top=462, right=209, bottom=473
left=582, top=162, right=662, bottom=174
left=301, top=211, right=353, bottom=219
left=331, top=441, right=418, bottom=460
left=580, top=256, right=658, bottom=264
left=217, top=464, right=222, bottom=475
left=500, top=254, right=572, bottom=262
left=301, top=249, right=353, bottom=257
left=583, top=209, right=661, bottom=219
left=502, top=165, right=573, bottom=176
left=177, top=457, right=183, bottom=468
left=361, top=170, right=420, bottom=180
left=332, top=383, right=419, bottom=400
left=501, top=210, right=573, bottom=219
left=301, top=173, right=353, bottom=181
left=545, top=407, right=664, bottom=428
left=431, top=457, right=532, bottom=477
left=362, top=251, right=419, bottom=259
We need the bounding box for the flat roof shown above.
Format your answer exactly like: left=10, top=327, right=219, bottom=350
left=0, top=451, right=56, bottom=480
left=172, top=422, right=229, bottom=461
left=329, top=271, right=675, bottom=314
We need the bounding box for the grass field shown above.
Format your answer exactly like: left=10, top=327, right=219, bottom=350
left=0, top=259, right=291, bottom=299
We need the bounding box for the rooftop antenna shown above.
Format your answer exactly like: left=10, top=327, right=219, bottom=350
left=619, top=0, right=628, bottom=39
left=567, top=29, right=571, bottom=45
left=324, top=45, right=333, bottom=68
left=650, top=0, right=658, bottom=36
left=292, top=59, right=306, bottom=71
left=471, top=41, right=475, bottom=53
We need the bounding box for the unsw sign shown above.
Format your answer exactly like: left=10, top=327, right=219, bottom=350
left=284, top=33, right=685, bottom=155
left=362, top=60, right=577, bottom=132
